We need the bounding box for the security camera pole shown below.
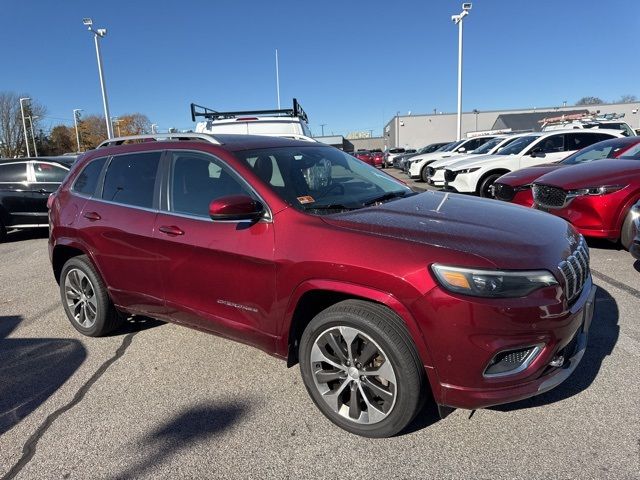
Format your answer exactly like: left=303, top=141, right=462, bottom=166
left=73, top=109, right=83, bottom=152
left=83, top=18, right=114, bottom=139
left=19, top=97, right=31, bottom=157
left=451, top=3, right=472, bottom=141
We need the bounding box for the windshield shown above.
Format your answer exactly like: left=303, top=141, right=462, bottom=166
left=441, top=140, right=464, bottom=152
left=471, top=137, right=504, bottom=155
left=498, top=135, right=540, bottom=155
left=560, top=139, right=636, bottom=165
left=618, top=142, right=640, bottom=159
left=234, top=146, right=414, bottom=214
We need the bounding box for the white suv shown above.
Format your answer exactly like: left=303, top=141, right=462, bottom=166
left=426, top=133, right=532, bottom=186
left=191, top=99, right=315, bottom=141
left=407, top=135, right=497, bottom=181
left=440, top=130, right=623, bottom=197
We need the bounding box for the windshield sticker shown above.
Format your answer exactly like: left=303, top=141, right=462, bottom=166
left=297, top=195, right=315, bottom=204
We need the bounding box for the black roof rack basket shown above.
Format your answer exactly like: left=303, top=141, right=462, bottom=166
left=190, top=99, right=308, bottom=123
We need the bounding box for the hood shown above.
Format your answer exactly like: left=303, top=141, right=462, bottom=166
left=431, top=153, right=498, bottom=170
left=497, top=164, right=563, bottom=187
left=321, top=191, right=577, bottom=271
left=535, top=159, right=640, bottom=190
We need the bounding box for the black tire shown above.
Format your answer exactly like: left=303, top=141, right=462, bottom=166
left=477, top=173, right=502, bottom=198
left=0, top=220, right=6, bottom=243
left=620, top=207, right=636, bottom=250
left=59, top=255, right=123, bottom=337
left=420, top=165, right=430, bottom=183
left=299, top=299, right=427, bottom=438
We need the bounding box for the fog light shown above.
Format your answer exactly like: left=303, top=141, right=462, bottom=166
left=484, top=344, right=543, bottom=377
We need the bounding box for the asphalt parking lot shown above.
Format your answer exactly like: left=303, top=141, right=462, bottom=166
left=1, top=216, right=639, bottom=478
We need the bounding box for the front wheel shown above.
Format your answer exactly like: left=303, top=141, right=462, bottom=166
left=60, top=255, right=123, bottom=336
left=299, top=300, right=426, bottom=437
left=478, top=173, right=502, bottom=198
left=620, top=206, right=638, bottom=250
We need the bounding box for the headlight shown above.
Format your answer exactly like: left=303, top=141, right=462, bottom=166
left=456, top=167, right=481, bottom=174
left=567, top=185, right=625, bottom=196
left=431, top=264, right=558, bottom=298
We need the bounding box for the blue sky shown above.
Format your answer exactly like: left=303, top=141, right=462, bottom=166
left=3, top=0, right=639, bottom=136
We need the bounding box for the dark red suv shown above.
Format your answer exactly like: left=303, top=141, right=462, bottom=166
left=49, top=133, right=596, bottom=437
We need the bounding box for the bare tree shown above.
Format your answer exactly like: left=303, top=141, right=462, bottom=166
left=575, top=96, right=604, bottom=106
left=0, top=92, right=46, bottom=158
left=618, top=94, right=638, bottom=103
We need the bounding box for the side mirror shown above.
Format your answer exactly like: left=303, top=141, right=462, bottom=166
left=457, top=147, right=466, bottom=153
left=209, top=195, right=265, bottom=222
left=529, top=147, right=544, bottom=158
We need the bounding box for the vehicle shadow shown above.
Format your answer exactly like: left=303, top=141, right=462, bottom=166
left=111, top=401, right=250, bottom=480
left=634, top=260, right=640, bottom=273
left=2, top=228, right=49, bottom=244
left=585, top=237, right=621, bottom=251
left=105, top=315, right=166, bottom=337
left=0, top=315, right=87, bottom=435
left=491, top=286, right=619, bottom=412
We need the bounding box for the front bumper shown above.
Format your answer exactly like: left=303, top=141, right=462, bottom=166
left=415, top=278, right=596, bottom=410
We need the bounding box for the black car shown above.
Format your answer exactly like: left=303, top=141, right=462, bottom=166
left=394, top=142, right=452, bottom=169
left=0, top=157, right=73, bottom=241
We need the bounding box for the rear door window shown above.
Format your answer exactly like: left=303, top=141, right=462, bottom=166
left=538, top=135, right=565, bottom=153
left=102, top=152, right=162, bottom=209
left=564, top=133, right=613, bottom=152
left=72, top=157, right=108, bottom=196
left=33, top=162, right=69, bottom=183
left=0, top=163, right=28, bottom=183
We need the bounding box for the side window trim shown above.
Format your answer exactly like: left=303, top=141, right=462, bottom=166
left=164, top=149, right=271, bottom=223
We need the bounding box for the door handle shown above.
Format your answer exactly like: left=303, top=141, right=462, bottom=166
left=159, top=225, right=184, bottom=236
left=38, top=188, right=49, bottom=194
left=83, top=211, right=101, bottom=221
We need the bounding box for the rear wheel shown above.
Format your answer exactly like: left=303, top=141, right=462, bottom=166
left=621, top=207, right=637, bottom=250
left=299, top=299, right=426, bottom=438
left=478, top=173, right=502, bottom=198
left=60, top=255, right=123, bottom=336
left=0, top=220, right=6, bottom=243
left=420, top=165, right=430, bottom=183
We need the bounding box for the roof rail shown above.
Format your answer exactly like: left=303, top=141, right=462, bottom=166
left=97, top=133, right=221, bottom=149
left=190, top=98, right=309, bottom=123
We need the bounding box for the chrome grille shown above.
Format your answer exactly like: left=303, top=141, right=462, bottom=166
left=444, top=169, right=457, bottom=182
left=493, top=183, right=515, bottom=201
left=558, top=236, right=590, bottom=302
left=533, top=184, right=567, bottom=209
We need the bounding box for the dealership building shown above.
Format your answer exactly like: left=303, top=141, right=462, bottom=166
left=382, top=101, right=640, bottom=150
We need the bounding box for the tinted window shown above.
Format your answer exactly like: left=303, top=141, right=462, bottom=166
left=500, top=135, right=540, bottom=155
left=537, top=135, right=564, bottom=153
left=73, top=157, right=107, bottom=196
left=472, top=137, right=504, bottom=154
left=170, top=152, right=250, bottom=217
left=33, top=162, right=69, bottom=183
left=102, top=152, right=161, bottom=208
left=565, top=133, right=613, bottom=152
left=0, top=163, right=27, bottom=183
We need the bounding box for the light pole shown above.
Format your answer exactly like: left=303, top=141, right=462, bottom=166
left=19, top=97, right=31, bottom=157
left=27, top=115, right=39, bottom=157
left=73, top=109, right=83, bottom=152
left=319, top=123, right=326, bottom=136
left=83, top=18, right=114, bottom=139
left=451, top=3, right=472, bottom=141
left=473, top=109, right=479, bottom=131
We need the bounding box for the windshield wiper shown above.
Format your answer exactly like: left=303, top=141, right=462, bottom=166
left=362, top=190, right=414, bottom=206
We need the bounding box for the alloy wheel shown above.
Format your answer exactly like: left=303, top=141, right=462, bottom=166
left=309, top=326, right=397, bottom=424
left=64, top=268, right=98, bottom=328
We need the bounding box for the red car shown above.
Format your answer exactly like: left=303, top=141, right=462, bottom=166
left=353, top=150, right=376, bottom=167
left=371, top=151, right=385, bottom=168
left=530, top=154, right=640, bottom=248
left=49, top=133, right=595, bottom=437
left=493, top=136, right=640, bottom=207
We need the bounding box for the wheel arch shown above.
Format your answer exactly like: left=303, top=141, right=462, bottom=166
left=614, top=190, right=640, bottom=239
left=280, top=280, right=435, bottom=371
left=475, top=168, right=511, bottom=195
left=51, top=242, right=90, bottom=284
